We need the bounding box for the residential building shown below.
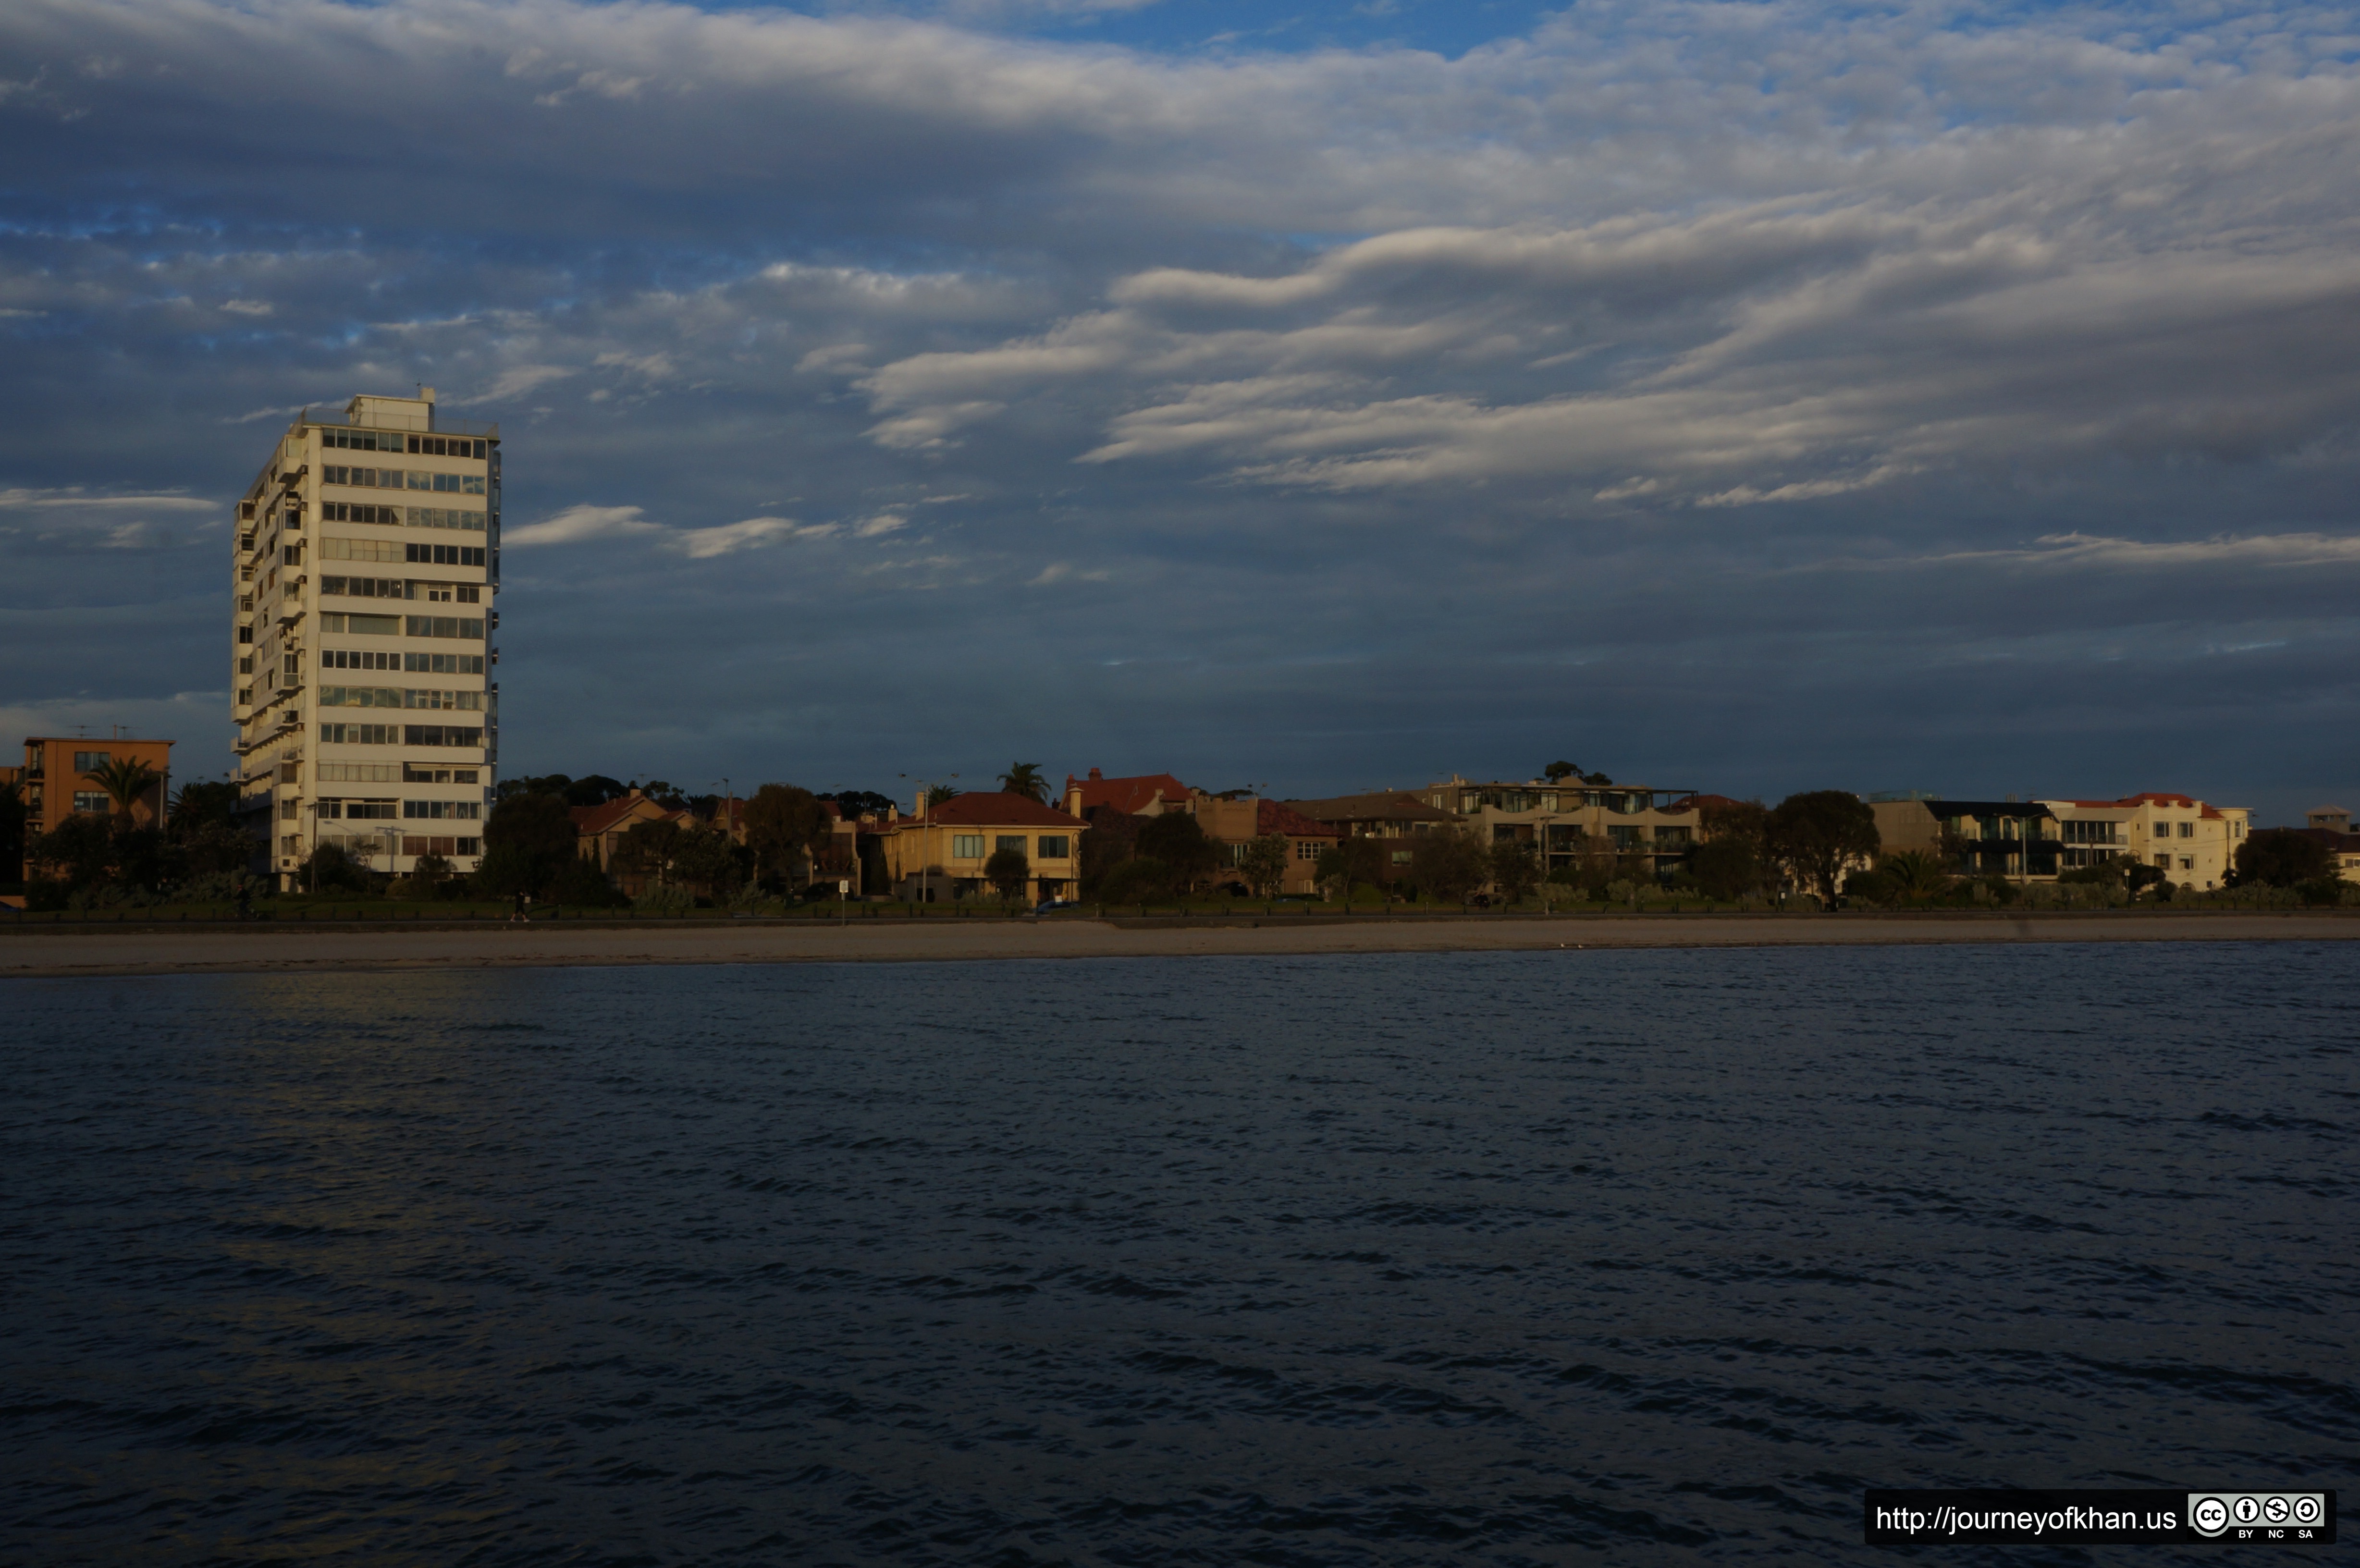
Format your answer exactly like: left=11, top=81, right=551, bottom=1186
left=882, top=791, right=1086, bottom=902
left=15, top=735, right=174, bottom=873
left=1192, top=796, right=1339, bottom=894
left=1064, top=768, right=1190, bottom=817
left=1415, top=777, right=1705, bottom=881
left=1281, top=791, right=1454, bottom=882
left=2307, top=806, right=2351, bottom=833
left=1871, top=792, right=2252, bottom=890
left=1871, top=797, right=2062, bottom=880
left=570, top=790, right=690, bottom=877
left=2040, top=794, right=2249, bottom=891
left=234, top=390, right=502, bottom=888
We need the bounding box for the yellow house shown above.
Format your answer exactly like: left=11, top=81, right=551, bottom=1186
left=882, top=791, right=1085, bottom=902
left=2038, top=793, right=2250, bottom=891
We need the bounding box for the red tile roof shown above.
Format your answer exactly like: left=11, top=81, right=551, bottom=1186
left=910, top=791, right=1086, bottom=828
left=1065, top=769, right=1189, bottom=815
left=569, top=795, right=686, bottom=837
left=1258, top=799, right=1338, bottom=839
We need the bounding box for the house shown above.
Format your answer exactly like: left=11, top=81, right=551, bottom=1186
left=1063, top=768, right=1191, bottom=817
left=1871, top=798, right=2062, bottom=880
left=883, top=791, right=1086, bottom=902
left=1192, top=796, right=1340, bottom=894
left=1415, top=777, right=1705, bottom=882
left=1870, top=792, right=2253, bottom=890
left=2040, top=794, right=2249, bottom=891
left=570, top=789, right=692, bottom=885
left=2294, top=808, right=2360, bottom=884
left=16, top=735, right=175, bottom=878
left=1281, top=791, right=1454, bottom=882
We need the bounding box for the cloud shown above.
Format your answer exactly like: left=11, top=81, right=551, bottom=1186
left=668, top=516, right=836, bottom=558
left=503, top=504, right=664, bottom=548
left=2, top=0, right=2358, bottom=821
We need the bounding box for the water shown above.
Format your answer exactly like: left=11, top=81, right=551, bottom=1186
left=4, top=945, right=2354, bottom=1566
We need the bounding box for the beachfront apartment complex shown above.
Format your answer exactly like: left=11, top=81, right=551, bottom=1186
left=1868, top=792, right=2251, bottom=891
left=234, top=391, right=501, bottom=889
left=1414, top=777, right=1704, bottom=879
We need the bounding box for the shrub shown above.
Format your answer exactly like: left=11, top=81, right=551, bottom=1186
left=634, top=882, right=695, bottom=914
left=550, top=855, right=628, bottom=906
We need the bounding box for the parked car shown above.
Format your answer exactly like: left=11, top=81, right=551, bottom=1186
left=1032, top=898, right=1082, bottom=916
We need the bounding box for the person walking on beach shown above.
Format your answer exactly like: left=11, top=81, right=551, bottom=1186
left=511, top=890, right=528, bottom=924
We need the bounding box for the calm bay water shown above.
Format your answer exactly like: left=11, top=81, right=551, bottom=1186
left=4, top=944, right=2355, bottom=1565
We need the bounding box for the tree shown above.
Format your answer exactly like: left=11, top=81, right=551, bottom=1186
left=564, top=775, right=629, bottom=807
left=611, top=818, right=684, bottom=883
left=304, top=842, right=365, bottom=893
left=1135, top=811, right=1219, bottom=891
left=1489, top=838, right=1542, bottom=905
left=403, top=852, right=453, bottom=899
left=26, top=814, right=116, bottom=889
left=924, top=783, right=959, bottom=809
left=1766, top=791, right=1881, bottom=902
left=1544, top=760, right=1580, bottom=783
left=1409, top=831, right=1489, bottom=905
left=1877, top=848, right=1952, bottom=903
left=83, top=757, right=162, bottom=823
left=1688, top=838, right=1763, bottom=901
left=822, top=789, right=897, bottom=819
left=499, top=772, right=572, bottom=801
left=481, top=792, right=578, bottom=896
left=669, top=824, right=748, bottom=900
left=1238, top=833, right=1291, bottom=898
left=1314, top=836, right=1390, bottom=902
left=984, top=844, right=1031, bottom=901
left=744, top=783, right=827, bottom=889
left=169, top=778, right=240, bottom=834
left=997, top=762, right=1047, bottom=803
left=1097, top=854, right=1171, bottom=906
left=2236, top=828, right=2333, bottom=888
left=0, top=778, right=24, bottom=882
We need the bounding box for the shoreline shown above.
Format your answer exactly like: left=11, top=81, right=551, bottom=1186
left=3, top=910, right=2354, bottom=979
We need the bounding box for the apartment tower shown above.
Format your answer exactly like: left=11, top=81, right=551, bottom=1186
left=234, top=390, right=500, bottom=888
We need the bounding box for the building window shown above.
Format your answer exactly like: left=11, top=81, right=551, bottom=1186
left=406, top=507, right=487, bottom=532
left=72, top=791, right=111, bottom=813
left=2154, top=853, right=2172, bottom=869
left=323, top=536, right=403, bottom=563
left=2179, top=821, right=2195, bottom=838
left=996, top=835, right=1028, bottom=855
left=1296, top=840, right=1323, bottom=860
left=404, top=614, right=487, bottom=640
left=403, top=765, right=480, bottom=784
left=1037, top=835, right=1069, bottom=859
left=402, top=725, right=484, bottom=747
left=320, top=723, right=399, bottom=745
left=951, top=834, right=985, bottom=859
left=73, top=750, right=111, bottom=772
left=404, top=651, right=484, bottom=674
left=2179, top=856, right=2193, bottom=870
left=406, top=542, right=487, bottom=567
left=403, top=800, right=481, bottom=821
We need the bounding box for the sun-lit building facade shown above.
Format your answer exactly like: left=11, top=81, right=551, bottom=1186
left=234, top=391, right=501, bottom=888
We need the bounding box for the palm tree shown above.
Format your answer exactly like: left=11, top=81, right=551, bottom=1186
left=1879, top=848, right=1952, bottom=902
left=997, top=762, right=1046, bottom=803
left=84, top=757, right=162, bottom=823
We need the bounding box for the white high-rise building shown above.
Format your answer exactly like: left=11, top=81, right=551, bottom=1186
left=233, top=390, right=501, bottom=889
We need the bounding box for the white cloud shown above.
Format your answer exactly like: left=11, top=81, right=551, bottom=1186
left=503, top=503, right=664, bottom=547
left=853, top=514, right=908, bottom=537
left=668, top=516, right=836, bottom=558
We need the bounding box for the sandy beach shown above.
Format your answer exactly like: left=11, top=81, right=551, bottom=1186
left=1, top=909, right=2352, bottom=979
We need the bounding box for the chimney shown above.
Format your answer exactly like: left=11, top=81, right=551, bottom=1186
left=1089, top=767, right=1103, bottom=780
left=418, top=386, right=436, bottom=403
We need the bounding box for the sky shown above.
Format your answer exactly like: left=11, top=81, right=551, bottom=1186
left=2, top=0, right=2356, bottom=821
